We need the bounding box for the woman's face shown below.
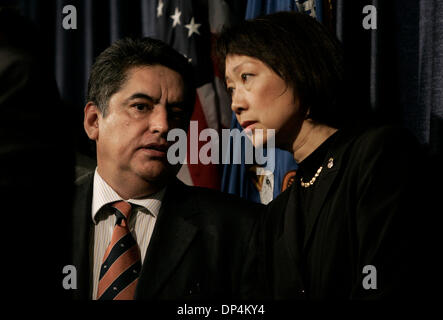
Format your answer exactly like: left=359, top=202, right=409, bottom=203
left=225, top=54, right=304, bottom=148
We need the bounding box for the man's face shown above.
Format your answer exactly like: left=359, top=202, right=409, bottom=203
left=94, top=65, right=188, bottom=188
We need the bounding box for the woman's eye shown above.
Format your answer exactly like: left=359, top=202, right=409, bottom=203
left=241, top=73, right=253, bottom=82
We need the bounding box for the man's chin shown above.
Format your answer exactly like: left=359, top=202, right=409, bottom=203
left=135, top=162, right=180, bottom=183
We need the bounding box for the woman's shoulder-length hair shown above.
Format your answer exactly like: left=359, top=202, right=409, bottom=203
left=216, top=11, right=354, bottom=129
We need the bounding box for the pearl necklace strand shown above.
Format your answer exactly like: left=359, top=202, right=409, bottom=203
left=300, top=166, right=323, bottom=188
left=300, top=158, right=334, bottom=188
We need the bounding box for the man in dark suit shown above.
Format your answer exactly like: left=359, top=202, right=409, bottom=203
left=71, top=37, right=263, bottom=300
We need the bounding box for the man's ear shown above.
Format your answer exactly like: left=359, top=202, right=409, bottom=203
left=84, top=102, right=101, bottom=141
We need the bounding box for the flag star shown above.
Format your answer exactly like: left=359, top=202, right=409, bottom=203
left=157, top=0, right=164, bottom=18
left=170, top=7, right=182, bottom=28
left=185, top=17, right=201, bottom=37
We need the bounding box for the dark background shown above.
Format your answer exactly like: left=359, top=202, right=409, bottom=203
left=3, top=0, right=442, bottom=161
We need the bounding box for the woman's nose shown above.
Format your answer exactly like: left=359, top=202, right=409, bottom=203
left=231, top=90, right=248, bottom=115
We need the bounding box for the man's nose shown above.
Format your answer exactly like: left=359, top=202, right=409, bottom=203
left=231, top=89, right=248, bottom=115
left=149, top=105, right=169, bottom=136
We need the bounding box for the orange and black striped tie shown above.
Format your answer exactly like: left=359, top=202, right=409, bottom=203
left=97, top=201, right=141, bottom=300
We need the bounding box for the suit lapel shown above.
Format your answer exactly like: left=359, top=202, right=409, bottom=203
left=135, top=179, right=199, bottom=299
left=71, top=172, right=94, bottom=299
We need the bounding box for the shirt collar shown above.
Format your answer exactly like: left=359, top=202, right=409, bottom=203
left=91, top=168, right=165, bottom=224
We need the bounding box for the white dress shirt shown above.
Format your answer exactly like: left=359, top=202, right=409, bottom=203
left=91, top=169, right=165, bottom=299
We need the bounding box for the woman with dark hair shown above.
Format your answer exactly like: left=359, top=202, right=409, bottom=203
left=217, top=11, right=431, bottom=300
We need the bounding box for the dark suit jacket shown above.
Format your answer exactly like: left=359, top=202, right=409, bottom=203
left=70, top=173, right=264, bottom=300
left=263, top=125, right=435, bottom=300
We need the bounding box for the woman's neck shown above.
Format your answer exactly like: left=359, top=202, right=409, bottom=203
left=291, top=120, right=338, bottom=163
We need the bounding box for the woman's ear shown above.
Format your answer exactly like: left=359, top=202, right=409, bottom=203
left=84, top=102, right=100, bottom=140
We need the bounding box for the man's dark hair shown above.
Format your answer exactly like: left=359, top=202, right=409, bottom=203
left=87, top=37, right=195, bottom=117
left=216, top=11, right=347, bottom=128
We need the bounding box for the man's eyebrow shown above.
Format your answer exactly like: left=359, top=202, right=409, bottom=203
left=125, top=92, right=158, bottom=104
left=125, top=92, right=185, bottom=108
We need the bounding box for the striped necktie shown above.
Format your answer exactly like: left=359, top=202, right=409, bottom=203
left=97, top=201, right=141, bottom=300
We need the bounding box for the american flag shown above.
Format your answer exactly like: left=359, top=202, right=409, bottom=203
left=141, top=0, right=232, bottom=189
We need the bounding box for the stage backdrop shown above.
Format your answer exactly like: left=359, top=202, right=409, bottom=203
left=6, top=0, right=442, bottom=195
